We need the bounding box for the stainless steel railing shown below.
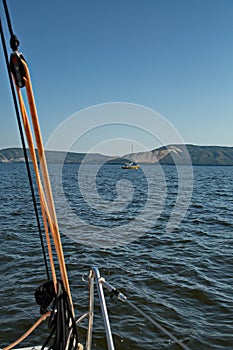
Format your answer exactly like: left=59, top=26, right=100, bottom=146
left=75, top=267, right=191, bottom=350
left=76, top=267, right=127, bottom=350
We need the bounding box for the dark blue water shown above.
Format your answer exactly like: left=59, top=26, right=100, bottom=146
left=0, top=163, right=233, bottom=349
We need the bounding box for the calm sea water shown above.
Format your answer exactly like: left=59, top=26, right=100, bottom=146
left=0, top=163, right=233, bottom=350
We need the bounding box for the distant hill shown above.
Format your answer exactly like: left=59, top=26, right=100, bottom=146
left=1, top=145, right=233, bottom=165
left=0, top=148, right=26, bottom=163
left=0, top=148, right=117, bottom=164
left=125, top=144, right=233, bottom=166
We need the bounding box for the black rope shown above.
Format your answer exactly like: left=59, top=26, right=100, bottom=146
left=0, top=14, right=50, bottom=280
left=2, top=0, right=13, bottom=36
left=36, top=280, right=79, bottom=350
left=2, top=0, right=19, bottom=51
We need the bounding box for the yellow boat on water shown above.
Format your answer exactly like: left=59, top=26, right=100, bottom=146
left=122, top=162, right=140, bottom=169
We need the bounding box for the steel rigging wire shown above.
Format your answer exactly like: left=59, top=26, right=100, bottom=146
left=0, top=10, right=50, bottom=280
left=0, top=1, right=78, bottom=349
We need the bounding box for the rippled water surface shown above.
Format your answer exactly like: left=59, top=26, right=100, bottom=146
left=0, top=163, right=233, bottom=349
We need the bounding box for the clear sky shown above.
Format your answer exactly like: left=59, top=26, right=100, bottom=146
left=0, top=0, right=233, bottom=156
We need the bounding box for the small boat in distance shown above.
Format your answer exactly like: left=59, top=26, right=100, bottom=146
left=122, top=161, right=140, bottom=170
left=122, top=144, right=140, bottom=169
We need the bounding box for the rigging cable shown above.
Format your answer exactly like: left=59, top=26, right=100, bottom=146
left=0, top=15, right=50, bottom=280
left=126, top=300, right=191, bottom=350
left=1, top=0, right=73, bottom=311
left=2, top=0, right=74, bottom=307
left=1, top=1, right=79, bottom=349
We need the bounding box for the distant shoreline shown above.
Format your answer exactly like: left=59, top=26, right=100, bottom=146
left=1, top=144, right=233, bottom=166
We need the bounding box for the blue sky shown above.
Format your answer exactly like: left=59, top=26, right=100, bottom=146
left=0, top=0, right=233, bottom=155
